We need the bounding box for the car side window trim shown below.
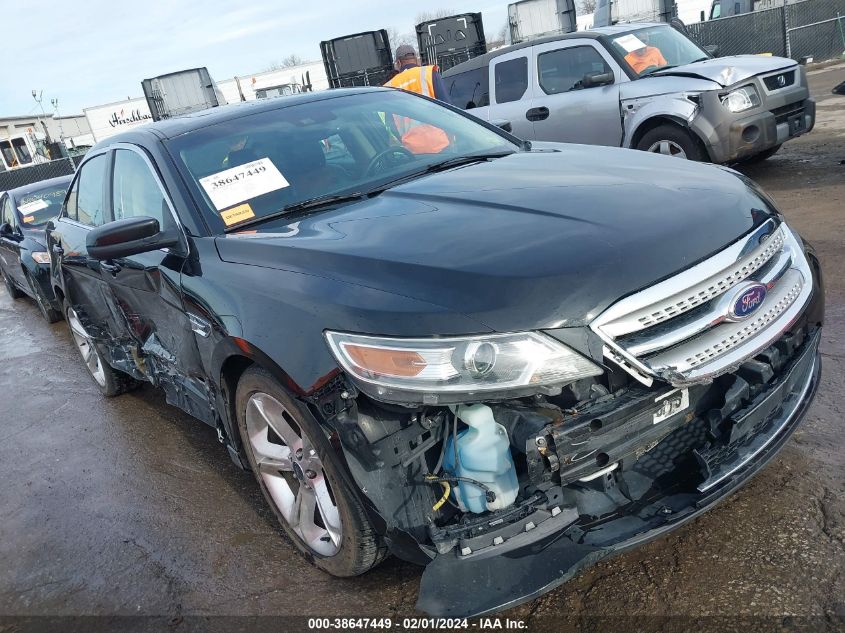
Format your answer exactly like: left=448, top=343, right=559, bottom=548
left=108, top=142, right=189, bottom=254
left=537, top=44, right=615, bottom=96
left=61, top=148, right=112, bottom=227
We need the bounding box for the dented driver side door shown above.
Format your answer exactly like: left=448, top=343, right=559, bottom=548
left=98, top=144, right=215, bottom=425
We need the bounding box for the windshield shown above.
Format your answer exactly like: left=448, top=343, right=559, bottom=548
left=609, top=25, right=709, bottom=77
left=166, top=90, right=517, bottom=232
left=15, top=183, right=68, bottom=228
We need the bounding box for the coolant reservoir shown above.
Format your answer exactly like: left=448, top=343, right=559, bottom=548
left=443, top=404, right=519, bottom=514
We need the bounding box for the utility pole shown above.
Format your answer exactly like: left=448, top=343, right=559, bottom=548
left=51, top=97, right=68, bottom=154
left=31, top=89, right=53, bottom=157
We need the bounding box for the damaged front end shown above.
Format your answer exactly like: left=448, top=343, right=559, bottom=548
left=320, top=219, right=823, bottom=617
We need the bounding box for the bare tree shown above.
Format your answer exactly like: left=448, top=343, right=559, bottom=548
left=416, top=8, right=457, bottom=24
left=485, top=22, right=509, bottom=49
left=385, top=26, right=415, bottom=54
left=578, top=0, right=597, bottom=13
left=281, top=54, right=304, bottom=68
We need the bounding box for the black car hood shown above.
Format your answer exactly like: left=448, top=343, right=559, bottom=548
left=216, top=147, right=775, bottom=333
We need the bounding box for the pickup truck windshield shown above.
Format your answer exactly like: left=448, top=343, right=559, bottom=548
left=167, top=90, right=517, bottom=231
left=609, top=25, right=709, bottom=77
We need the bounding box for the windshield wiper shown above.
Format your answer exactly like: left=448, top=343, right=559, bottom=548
left=224, top=192, right=370, bottom=233
left=369, top=150, right=517, bottom=192
left=639, top=64, right=682, bottom=77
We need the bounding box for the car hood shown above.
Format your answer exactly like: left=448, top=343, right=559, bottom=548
left=215, top=147, right=775, bottom=333
left=651, top=55, right=796, bottom=87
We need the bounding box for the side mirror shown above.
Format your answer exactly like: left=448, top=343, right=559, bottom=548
left=0, top=222, right=12, bottom=238
left=582, top=71, right=615, bottom=88
left=490, top=119, right=513, bottom=133
left=704, top=44, right=720, bottom=57
left=86, top=216, right=180, bottom=260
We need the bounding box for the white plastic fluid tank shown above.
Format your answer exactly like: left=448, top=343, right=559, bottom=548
left=444, top=404, right=519, bottom=514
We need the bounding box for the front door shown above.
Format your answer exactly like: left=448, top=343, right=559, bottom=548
left=100, top=145, right=213, bottom=424
left=48, top=151, right=117, bottom=336
left=528, top=40, right=624, bottom=147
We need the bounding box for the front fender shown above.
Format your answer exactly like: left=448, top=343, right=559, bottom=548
left=622, top=94, right=701, bottom=149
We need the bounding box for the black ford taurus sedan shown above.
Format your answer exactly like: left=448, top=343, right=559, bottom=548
left=0, top=175, right=71, bottom=322
left=45, top=88, right=823, bottom=617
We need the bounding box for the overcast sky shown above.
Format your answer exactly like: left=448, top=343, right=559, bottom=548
left=2, top=0, right=508, bottom=116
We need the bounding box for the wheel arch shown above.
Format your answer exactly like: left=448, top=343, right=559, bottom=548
left=628, top=115, right=712, bottom=161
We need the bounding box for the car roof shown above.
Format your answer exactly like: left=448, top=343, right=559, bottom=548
left=103, top=87, right=393, bottom=145
left=8, top=174, right=74, bottom=199
left=442, top=23, right=665, bottom=76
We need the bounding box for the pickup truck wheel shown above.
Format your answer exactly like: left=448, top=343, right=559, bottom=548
left=2, top=268, right=25, bottom=300
left=236, top=366, right=387, bottom=577
left=637, top=125, right=705, bottom=161
left=65, top=303, right=139, bottom=397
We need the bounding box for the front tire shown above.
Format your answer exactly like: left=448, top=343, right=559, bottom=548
left=636, top=124, right=706, bottom=161
left=235, top=365, right=386, bottom=577
left=65, top=303, right=138, bottom=397
left=2, top=268, right=25, bottom=300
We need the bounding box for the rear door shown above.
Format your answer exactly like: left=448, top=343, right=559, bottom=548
left=49, top=151, right=116, bottom=334
left=100, top=144, right=213, bottom=424
left=488, top=48, right=536, bottom=140
left=0, top=195, right=24, bottom=286
left=528, top=39, right=624, bottom=147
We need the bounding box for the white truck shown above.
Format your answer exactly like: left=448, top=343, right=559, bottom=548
left=507, top=0, right=578, bottom=43
left=83, top=98, right=154, bottom=144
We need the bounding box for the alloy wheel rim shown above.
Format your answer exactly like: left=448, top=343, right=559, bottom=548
left=66, top=307, right=107, bottom=387
left=245, top=392, right=342, bottom=556
left=647, top=140, right=688, bottom=159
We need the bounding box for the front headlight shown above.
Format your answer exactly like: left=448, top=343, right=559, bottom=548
left=720, top=85, right=761, bottom=113
left=324, top=331, right=603, bottom=405
left=31, top=252, right=50, bottom=264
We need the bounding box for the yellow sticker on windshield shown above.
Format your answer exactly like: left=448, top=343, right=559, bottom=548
left=220, top=203, right=256, bottom=227
left=22, top=215, right=35, bottom=224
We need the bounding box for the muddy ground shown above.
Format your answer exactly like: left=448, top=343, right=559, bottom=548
left=1, top=65, right=843, bottom=632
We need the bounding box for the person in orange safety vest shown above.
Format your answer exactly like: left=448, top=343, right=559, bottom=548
left=384, top=45, right=451, bottom=154
left=624, top=34, right=668, bottom=75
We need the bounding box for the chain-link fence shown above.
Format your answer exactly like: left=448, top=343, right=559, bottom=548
left=0, top=156, right=80, bottom=191
left=786, top=0, right=845, bottom=61
left=687, top=0, right=845, bottom=62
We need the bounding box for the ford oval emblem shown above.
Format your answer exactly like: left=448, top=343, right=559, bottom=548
left=729, top=283, right=767, bottom=321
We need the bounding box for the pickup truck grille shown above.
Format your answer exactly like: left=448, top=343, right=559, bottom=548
left=591, top=220, right=813, bottom=386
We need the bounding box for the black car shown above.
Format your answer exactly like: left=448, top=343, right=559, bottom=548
left=46, top=88, right=823, bottom=617
left=0, top=176, right=72, bottom=322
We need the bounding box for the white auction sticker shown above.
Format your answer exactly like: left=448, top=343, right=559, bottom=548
left=18, top=199, right=49, bottom=213
left=615, top=34, right=647, bottom=53
left=199, top=158, right=290, bottom=211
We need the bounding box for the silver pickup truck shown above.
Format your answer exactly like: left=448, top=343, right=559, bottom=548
left=442, top=23, right=815, bottom=163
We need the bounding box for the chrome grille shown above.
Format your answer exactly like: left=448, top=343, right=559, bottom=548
left=591, top=220, right=813, bottom=386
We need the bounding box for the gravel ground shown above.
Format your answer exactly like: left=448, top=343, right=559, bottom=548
left=1, top=64, right=843, bottom=633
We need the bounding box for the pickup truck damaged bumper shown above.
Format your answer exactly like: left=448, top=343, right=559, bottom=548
left=415, top=331, right=821, bottom=617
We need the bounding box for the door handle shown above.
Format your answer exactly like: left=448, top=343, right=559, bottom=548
left=526, top=106, right=550, bottom=122
left=100, top=261, right=122, bottom=276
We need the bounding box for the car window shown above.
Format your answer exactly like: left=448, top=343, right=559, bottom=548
left=11, top=138, right=33, bottom=165
left=538, top=46, right=613, bottom=95
left=494, top=57, right=529, bottom=104
left=112, top=149, right=172, bottom=228
left=66, top=153, right=108, bottom=227
left=446, top=66, right=490, bottom=110
left=710, top=2, right=721, bottom=17
left=1, top=196, right=15, bottom=227
left=15, top=183, right=68, bottom=228
left=0, top=141, right=18, bottom=169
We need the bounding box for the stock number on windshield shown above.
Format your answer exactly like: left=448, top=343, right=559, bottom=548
left=208, top=165, right=267, bottom=189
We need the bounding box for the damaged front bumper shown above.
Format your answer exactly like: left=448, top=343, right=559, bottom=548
left=415, top=329, right=821, bottom=616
